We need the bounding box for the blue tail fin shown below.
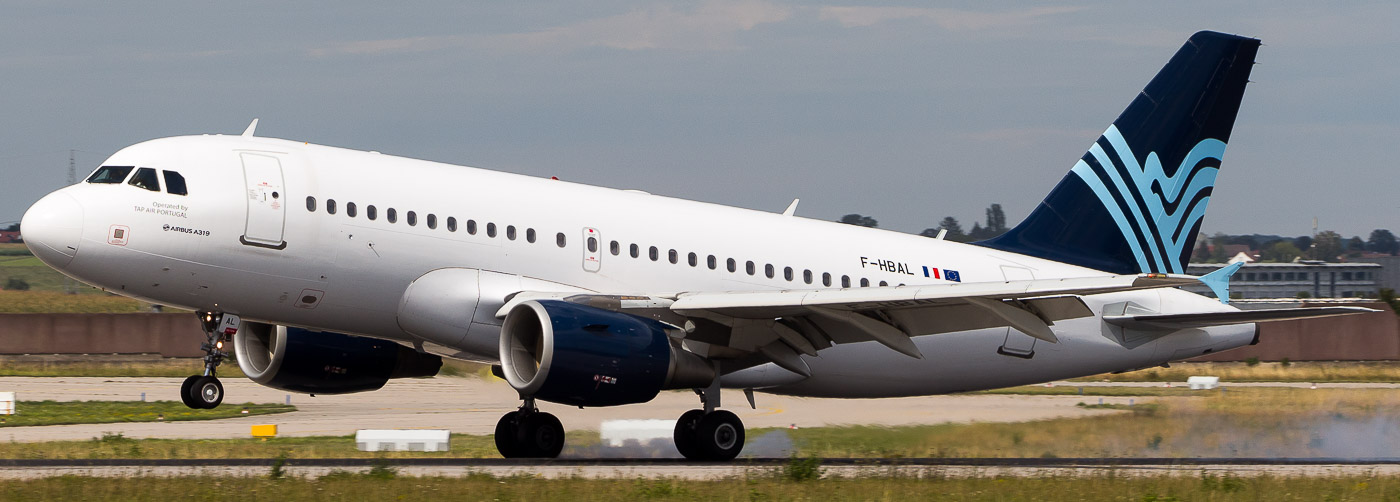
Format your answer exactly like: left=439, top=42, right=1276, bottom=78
left=978, top=31, right=1259, bottom=274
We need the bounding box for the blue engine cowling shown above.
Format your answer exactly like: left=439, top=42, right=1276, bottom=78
left=234, top=322, right=442, bottom=394
left=499, top=300, right=713, bottom=407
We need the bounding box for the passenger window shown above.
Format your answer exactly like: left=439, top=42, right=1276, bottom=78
left=630, top=244, right=639, bottom=258
left=841, top=275, right=851, bottom=288
left=765, top=264, right=775, bottom=279
left=879, top=281, right=889, bottom=287
left=346, top=202, right=357, bottom=218
left=467, top=220, right=477, bottom=234
left=387, top=208, right=397, bottom=223
left=688, top=252, right=698, bottom=267
left=746, top=261, right=756, bottom=275
left=367, top=205, right=377, bottom=220
left=306, top=196, right=317, bottom=212
left=707, top=255, right=717, bottom=270
left=726, top=258, right=736, bottom=273
left=162, top=171, right=188, bottom=195
left=407, top=211, right=418, bottom=226
left=784, top=267, right=794, bottom=281
left=526, top=228, right=536, bottom=243
left=447, top=216, right=456, bottom=231
left=427, top=214, right=438, bottom=229
left=611, top=241, right=621, bottom=256
left=822, top=272, right=832, bottom=287
left=803, top=270, right=813, bottom=284
left=327, top=199, right=338, bottom=215
left=556, top=232, right=566, bottom=247
left=128, top=167, right=160, bottom=192
left=649, top=246, right=659, bottom=261
left=486, top=222, right=496, bottom=237
left=860, top=278, right=870, bottom=287
left=669, top=249, right=678, bottom=264
left=507, top=225, right=517, bottom=240
left=86, top=165, right=134, bottom=184
left=588, top=236, right=598, bottom=252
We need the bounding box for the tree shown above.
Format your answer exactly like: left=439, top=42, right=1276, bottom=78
left=968, top=222, right=987, bottom=240
left=1293, top=236, right=1312, bottom=253
left=985, top=204, right=1007, bottom=234
left=2, top=223, right=16, bottom=232
left=1312, top=231, right=1343, bottom=262
left=1346, top=236, right=1366, bottom=257
left=838, top=214, right=878, bottom=228
left=1260, top=241, right=1302, bottom=262
left=1369, top=229, right=1399, bottom=255
left=937, top=217, right=967, bottom=242
left=1192, top=236, right=1213, bottom=263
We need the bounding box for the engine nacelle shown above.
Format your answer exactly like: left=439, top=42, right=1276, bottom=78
left=499, top=300, right=714, bottom=407
left=235, top=322, right=443, bottom=394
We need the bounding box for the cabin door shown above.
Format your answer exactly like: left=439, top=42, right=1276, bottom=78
left=239, top=153, right=287, bottom=249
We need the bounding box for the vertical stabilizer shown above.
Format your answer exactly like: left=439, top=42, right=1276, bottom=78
left=979, top=31, right=1259, bottom=274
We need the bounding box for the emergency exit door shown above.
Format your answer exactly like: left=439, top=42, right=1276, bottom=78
left=240, top=153, right=287, bottom=249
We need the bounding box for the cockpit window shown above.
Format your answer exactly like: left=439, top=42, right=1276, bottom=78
left=86, top=166, right=134, bottom=184
left=162, top=171, right=188, bottom=196
left=128, top=168, right=161, bottom=192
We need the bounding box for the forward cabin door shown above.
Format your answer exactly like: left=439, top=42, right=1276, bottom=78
left=582, top=227, right=602, bottom=272
left=239, top=153, right=287, bottom=249
left=996, top=266, right=1037, bottom=358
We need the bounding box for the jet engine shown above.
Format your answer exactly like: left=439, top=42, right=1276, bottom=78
left=234, top=322, right=442, bottom=394
left=499, top=300, right=714, bottom=407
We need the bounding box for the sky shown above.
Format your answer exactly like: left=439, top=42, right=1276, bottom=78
left=2, top=1, right=1397, bottom=239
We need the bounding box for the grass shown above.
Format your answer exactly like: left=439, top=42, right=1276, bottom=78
left=0, top=431, right=590, bottom=460
left=0, top=401, right=294, bottom=428
left=1080, top=361, right=1400, bottom=383
left=785, top=387, right=1400, bottom=458
left=0, top=290, right=154, bottom=313
left=2, top=473, right=1400, bottom=501
left=0, top=357, right=246, bottom=378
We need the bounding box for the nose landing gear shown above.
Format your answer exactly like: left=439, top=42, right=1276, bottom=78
left=181, top=311, right=234, bottom=410
left=494, top=398, right=566, bottom=458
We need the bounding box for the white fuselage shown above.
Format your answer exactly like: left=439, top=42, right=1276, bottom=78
left=24, top=134, right=1255, bottom=398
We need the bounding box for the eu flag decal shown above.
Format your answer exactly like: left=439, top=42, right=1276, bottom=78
left=944, top=270, right=961, bottom=282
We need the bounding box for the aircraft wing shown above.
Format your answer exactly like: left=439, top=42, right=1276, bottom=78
left=1103, top=306, right=1378, bottom=330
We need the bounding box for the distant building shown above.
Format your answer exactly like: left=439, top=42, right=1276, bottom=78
left=1185, top=262, right=1382, bottom=299
left=0, top=231, right=20, bottom=244
left=1353, top=255, right=1400, bottom=292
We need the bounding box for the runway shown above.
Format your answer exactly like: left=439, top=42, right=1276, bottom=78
left=3, top=458, right=1400, bottom=480
left=0, top=376, right=1136, bottom=442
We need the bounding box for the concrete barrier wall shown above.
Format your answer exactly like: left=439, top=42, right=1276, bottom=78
left=0, top=313, right=206, bottom=357
left=2, top=306, right=1397, bottom=362
left=1191, top=302, right=1400, bottom=362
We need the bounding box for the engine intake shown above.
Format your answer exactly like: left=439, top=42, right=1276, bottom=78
left=500, top=300, right=714, bottom=407
left=235, top=322, right=442, bottom=394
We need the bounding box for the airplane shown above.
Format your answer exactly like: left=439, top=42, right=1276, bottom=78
left=20, top=31, right=1372, bottom=461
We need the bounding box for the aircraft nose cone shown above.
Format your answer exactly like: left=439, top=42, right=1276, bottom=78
left=21, top=192, right=84, bottom=268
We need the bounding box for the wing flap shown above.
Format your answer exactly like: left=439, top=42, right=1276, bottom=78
left=1104, top=307, right=1378, bottom=330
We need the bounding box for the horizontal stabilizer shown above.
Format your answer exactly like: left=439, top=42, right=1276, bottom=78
left=1104, top=307, right=1377, bottom=330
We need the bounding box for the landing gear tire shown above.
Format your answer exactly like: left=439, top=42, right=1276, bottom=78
left=674, top=409, right=744, bottom=461
left=188, top=376, right=223, bottom=409
left=179, top=375, right=200, bottom=409
left=673, top=409, right=705, bottom=459
left=494, top=408, right=566, bottom=458
left=519, top=412, right=565, bottom=458
left=494, top=411, right=523, bottom=458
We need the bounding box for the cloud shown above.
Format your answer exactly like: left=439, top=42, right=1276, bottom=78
left=817, top=5, right=1083, bottom=31
left=311, top=0, right=792, bottom=56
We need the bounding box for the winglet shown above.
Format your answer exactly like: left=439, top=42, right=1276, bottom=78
left=242, top=118, right=260, bottom=137
left=782, top=199, right=799, bottom=217
left=1199, top=261, right=1245, bottom=304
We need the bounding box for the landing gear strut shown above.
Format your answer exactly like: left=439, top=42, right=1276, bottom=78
left=494, top=398, right=566, bottom=458
left=673, top=379, right=745, bottom=461
left=181, top=311, right=231, bottom=410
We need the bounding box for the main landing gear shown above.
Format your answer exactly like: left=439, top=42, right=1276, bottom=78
left=673, top=384, right=745, bottom=461
left=181, top=311, right=231, bottom=410
left=494, top=398, right=566, bottom=458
